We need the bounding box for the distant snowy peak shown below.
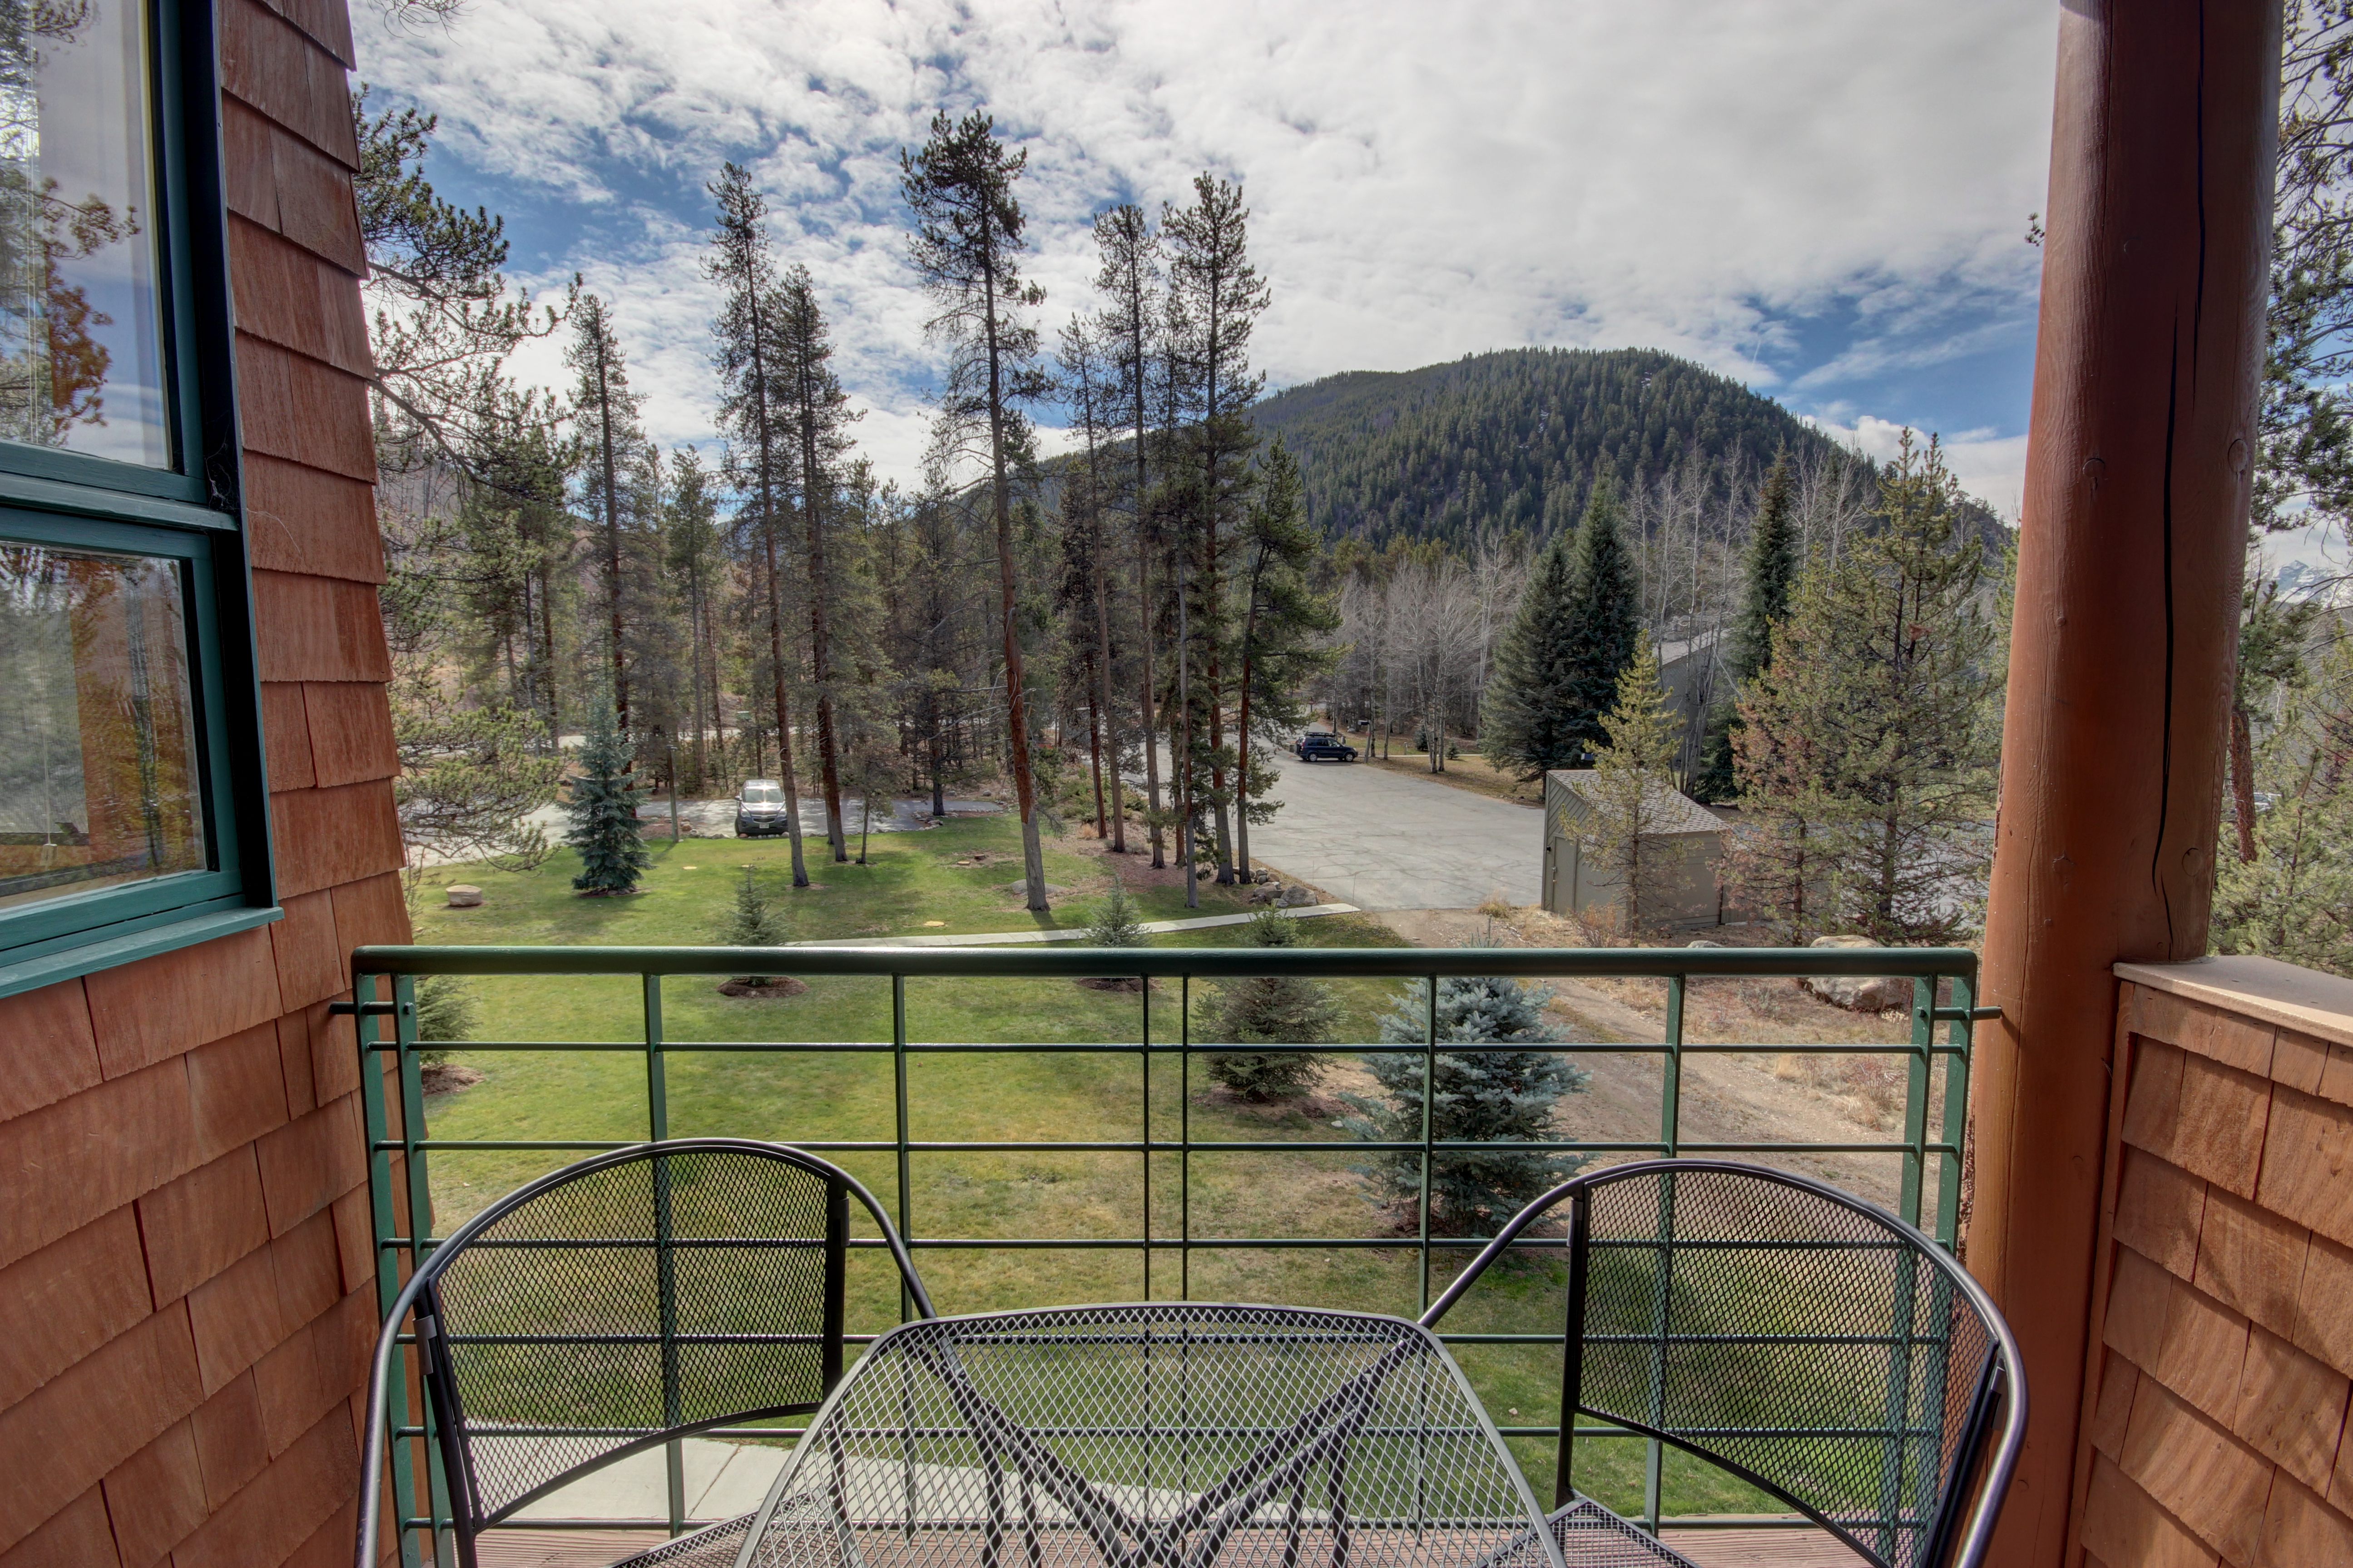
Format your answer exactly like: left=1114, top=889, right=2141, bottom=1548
left=2273, top=559, right=2348, bottom=605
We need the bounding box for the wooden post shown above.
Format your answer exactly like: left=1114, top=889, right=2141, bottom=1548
left=1973, top=4, right=2279, bottom=1563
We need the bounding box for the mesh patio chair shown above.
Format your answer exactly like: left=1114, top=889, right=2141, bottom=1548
left=354, top=1139, right=935, bottom=1568
left=732, top=1301, right=1567, bottom=1568
left=1419, top=1160, right=2026, bottom=1568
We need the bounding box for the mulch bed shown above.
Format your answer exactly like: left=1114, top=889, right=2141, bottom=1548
left=718, top=977, right=809, bottom=998
left=420, top=1063, right=484, bottom=1095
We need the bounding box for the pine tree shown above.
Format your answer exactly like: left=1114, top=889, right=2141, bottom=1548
left=1340, top=975, right=1586, bottom=1232
left=412, top=975, right=477, bottom=1071
left=777, top=263, right=862, bottom=863
left=2214, top=632, right=2353, bottom=976
left=1482, top=477, right=1639, bottom=777
left=716, top=866, right=801, bottom=992
left=722, top=865, right=784, bottom=945
left=1085, top=880, right=1149, bottom=947
left=1725, top=709, right=1829, bottom=944
left=1234, top=440, right=1339, bottom=877
left=664, top=447, right=727, bottom=796
left=1729, top=432, right=1997, bottom=943
left=1479, top=529, right=1580, bottom=777
left=1577, top=639, right=1686, bottom=934
left=355, top=88, right=568, bottom=474
left=1556, top=477, right=1641, bottom=763
left=566, top=697, right=649, bottom=895
left=902, top=112, right=1055, bottom=913
left=1057, top=317, right=1125, bottom=852
left=1204, top=907, right=1338, bottom=1102
left=2231, top=577, right=2323, bottom=862
left=451, top=381, right=574, bottom=735
left=706, top=162, right=812, bottom=885
left=1695, top=450, right=1798, bottom=801
left=566, top=293, right=649, bottom=737
left=1094, top=205, right=1167, bottom=867
left=1165, top=173, right=1270, bottom=892
left=2260, top=4, right=2353, bottom=532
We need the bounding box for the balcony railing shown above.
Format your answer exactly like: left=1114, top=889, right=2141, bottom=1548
left=349, top=942, right=1983, bottom=1566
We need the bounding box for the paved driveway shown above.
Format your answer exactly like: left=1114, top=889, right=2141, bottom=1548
left=1247, top=752, right=1541, bottom=910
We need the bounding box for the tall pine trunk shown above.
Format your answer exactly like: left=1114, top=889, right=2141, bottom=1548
left=981, top=261, right=1048, bottom=912
left=1235, top=626, right=1255, bottom=882
left=1086, top=673, right=1107, bottom=841
left=762, top=522, right=810, bottom=886
left=2232, top=700, right=2259, bottom=863
left=536, top=565, right=560, bottom=746
left=802, top=431, right=846, bottom=862
left=1093, top=509, right=1125, bottom=853
left=1137, top=484, right=1164, bottom=867
left=590, top=350, right=630, bottom=735
left=744, top=295, right=808, bottom=884
left=928, top=693, right=946, bottom=817
left=687, top=575, right=708, bottom=792
left=1176, top=504, right=1197, bottom=907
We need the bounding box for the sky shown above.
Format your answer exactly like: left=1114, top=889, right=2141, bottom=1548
left=356, top=0, right=2066, bottom=520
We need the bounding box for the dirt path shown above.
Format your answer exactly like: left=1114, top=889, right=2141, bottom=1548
left=1374, top=909, right=1918, bottom=1212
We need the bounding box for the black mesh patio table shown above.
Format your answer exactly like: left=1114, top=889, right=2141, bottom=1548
left=725, top=1303, right=1573, bottom=1568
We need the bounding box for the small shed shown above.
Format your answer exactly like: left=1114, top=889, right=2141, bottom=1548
left=1541, top=770, right=1728, bottom=929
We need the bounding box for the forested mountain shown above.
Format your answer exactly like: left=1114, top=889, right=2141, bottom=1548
left=1249, top=347, right=1860, bottom=545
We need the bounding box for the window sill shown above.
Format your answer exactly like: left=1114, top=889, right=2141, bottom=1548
left=0, top=904, right=283, bottom=1003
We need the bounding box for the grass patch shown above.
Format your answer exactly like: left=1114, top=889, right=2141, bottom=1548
left=1355, top=746, right=1545, bottom=806
left=399, top=813, right=1779, bottom=1517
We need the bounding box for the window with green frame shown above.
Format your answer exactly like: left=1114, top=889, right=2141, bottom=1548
left=0, top=0, right=275, bottom=999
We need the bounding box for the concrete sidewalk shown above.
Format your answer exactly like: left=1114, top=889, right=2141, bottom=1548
left=508, top=1437, right=787, bottom=1524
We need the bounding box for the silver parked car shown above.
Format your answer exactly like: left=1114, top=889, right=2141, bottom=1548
left=734, top=779, right=790, bottom=837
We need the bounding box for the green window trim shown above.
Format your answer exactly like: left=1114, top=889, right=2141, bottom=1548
left=0, top=903, right=279, bottom=1001
left=0, top=0, right=280, bottom=1002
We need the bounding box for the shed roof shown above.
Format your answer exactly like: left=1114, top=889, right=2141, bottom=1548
left=1545, top=770, right=1725, bottom=837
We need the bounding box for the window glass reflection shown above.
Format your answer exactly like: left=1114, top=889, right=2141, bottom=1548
left=0, top=1, right=168, bottom=467
left=0, top=543, right=204, bottom=910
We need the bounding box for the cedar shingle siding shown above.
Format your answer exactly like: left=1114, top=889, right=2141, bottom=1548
left=0, top=1, right=403, bottom=1560
left=2077, top=967, right=2353, bottom=1568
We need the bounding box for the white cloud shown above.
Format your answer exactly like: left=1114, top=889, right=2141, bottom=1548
left=1801, top=412, right=2030, bottom=523
left=357, top=0, right=2060, bottom=486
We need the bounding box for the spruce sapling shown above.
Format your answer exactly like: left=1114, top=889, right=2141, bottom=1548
left=1085, top=880, right=1149, bottom=946
left=1340, top=974, right=1587, bottom=1231
left=1204, top=908, right=1338, bottom=1102
left=565, top=696, right=649, bottom=895
left=411, top=975, right=477, bottom=1073
left=1076, top=878, right=1150, bottom=992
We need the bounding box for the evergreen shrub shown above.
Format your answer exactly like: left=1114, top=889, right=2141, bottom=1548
left=1204, top=909, right=1338, bottom=1101
left=566, top=698, right=649, bottom=895
left=412, top=974, right=477, bottom=1070
left=723, top=866, right=785, bottom=981
left=1340, top=974, right=1588, bottom=1230
left=1086, top=882, right=1148, bottom=946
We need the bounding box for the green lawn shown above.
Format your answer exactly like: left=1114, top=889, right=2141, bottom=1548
left=405, top=814, right=1779, bottom=1520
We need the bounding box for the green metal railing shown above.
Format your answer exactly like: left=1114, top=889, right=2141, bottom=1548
left=350, top=942, right=1982, bottom=1566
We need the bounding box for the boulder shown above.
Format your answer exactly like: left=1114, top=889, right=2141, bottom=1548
left=1800, top=935, right=1912, bottom=1013
left=1277, top=885, right=1318, bottom=908
left=1248, top=883, right=1285, bottom=905
left=445, top=884, right=484, bottom=908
